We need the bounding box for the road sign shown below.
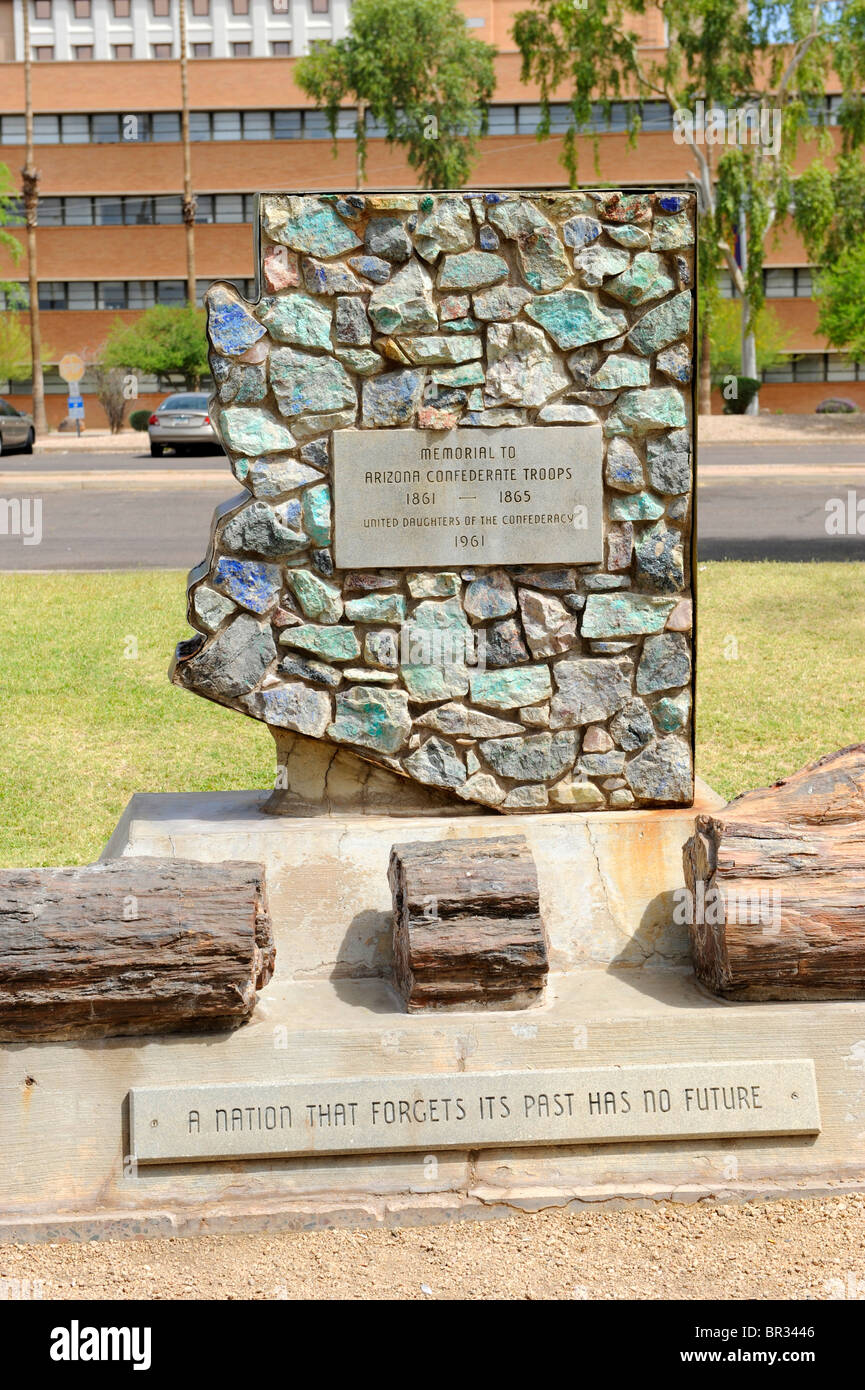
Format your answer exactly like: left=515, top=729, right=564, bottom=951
left=67, top=395, right=85, bottom=420
left=59, top=353, right=86, bottom=384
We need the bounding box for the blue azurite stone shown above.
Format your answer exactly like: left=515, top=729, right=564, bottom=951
left=214, top=557, right=282, bottom=615
left=658, top=193, right=688, bottom=213
left=206, top=285, right=266, bottom=356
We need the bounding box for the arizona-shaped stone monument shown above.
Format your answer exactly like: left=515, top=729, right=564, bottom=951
left=171, top=188, right=696, bottom=813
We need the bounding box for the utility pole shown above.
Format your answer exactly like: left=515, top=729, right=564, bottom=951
left=21, top=0, right=47, bottom=436
left=179, top=0, right=197, bottom=307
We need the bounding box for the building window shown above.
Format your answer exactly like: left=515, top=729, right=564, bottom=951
left=113, top=44, right=133, bottom=59
left=38, top=282, right=67, bottom=310
left=152, top=43, right=173, bottom=57
left=271, top=41, right=291, bottom=55
left=74, top=0, right=91, bottom=16
left=92, top=113, right=121, bottom=142
left=311, top=0, right=330, bottom=11
left=74, top=45, right=94, bottom=59
left=34, top=45, right=54, bottom=60
left=113, top=0, right=131, bottom=14
left=151, top=112, right=182, bottom=141
left=232, top=42, right=251, bottom=56
left=192, top=43, right=212, bottom=56
left=232, top=0, right=250, bottom=12
left=34, top=1, right=52, bottom=18
left=153, top=0, right=171, bottom=14
left=192, top=0, right=210, bottom=12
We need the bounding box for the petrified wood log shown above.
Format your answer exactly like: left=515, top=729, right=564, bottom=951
left=684, top=745, right=865, bottom=999
left=0, top=857, right=274, bottom=1039
left=388, top=835, right=548, bottom=1011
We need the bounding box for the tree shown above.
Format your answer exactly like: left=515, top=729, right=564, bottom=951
left=90, top=365, right=129, bottom=434
left=295, top=0, right=496, bottom=189
left=100, top=304, right=209, bottom=390
left=811, top=241, right=865, bottom=364
left=512, top=0, right=865, bottom=413
left=0, top=312, right=30, bottom=385
left=0, top=163, right=25, bottom=310
left=178, top=0, right=197, bottom=308
left=709, top=299, right=791, bottom=381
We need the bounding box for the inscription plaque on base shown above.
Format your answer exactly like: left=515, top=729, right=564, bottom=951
left=332, top=426, right=603, bottom=569
left=130, top=1059, right=819, bottom=1164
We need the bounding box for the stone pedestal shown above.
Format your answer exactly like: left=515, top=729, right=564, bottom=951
left=2, top=781, right=865, bottom=1241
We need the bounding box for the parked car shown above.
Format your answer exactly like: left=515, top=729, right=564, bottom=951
left=147, top=393, right=220, bottom=457
left=0, top=398, right=35, bottom=455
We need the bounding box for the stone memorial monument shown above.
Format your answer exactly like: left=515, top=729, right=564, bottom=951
left=4, top=189, right=864, bottom=1243
left=172, top=188, right=696, bottom=814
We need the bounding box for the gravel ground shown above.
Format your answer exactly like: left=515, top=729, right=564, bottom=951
left=2, top=1197, right=864, bottom=1301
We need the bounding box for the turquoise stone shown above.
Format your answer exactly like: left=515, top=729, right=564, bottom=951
left=262, top=195, right=361, bottom=257
left=301, top=483, right=332, bottom=546
left=608, top=491, right=665, bottom=520
left=344, top=592, right=407, bottom=623
left=218, top=407, right=295, bottom=455
left=605, top=387, right=687, bottom=435
left=654, top=691, right=691, bottom=732
left=469, top=665, right=552, bottom=710
left=627, top=291, right=692, bottom=355
left=526, top=289, right=623, bottom=349
left=286, top=569, right=343, bottom=624
left=281, top=624, right=361, bottom=661
left=257, top=293, right=332, bottom=349
left=438, top=251, right=509, bottom=291
left=327, top=686, right=412, bottom=753
left=581, top=593, right=676, bottom=638
left=269, top=348, right=356, bottom=418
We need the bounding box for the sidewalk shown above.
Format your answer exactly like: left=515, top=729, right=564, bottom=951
left=34, top=430, right=144, bottom=453
left=699, top=413, right=865, bottom=444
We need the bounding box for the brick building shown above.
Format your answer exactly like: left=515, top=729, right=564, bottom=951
left=0, top=0, right=858, bottom=426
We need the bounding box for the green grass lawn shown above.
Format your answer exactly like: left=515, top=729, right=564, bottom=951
left=0, top=563, right=862, bottom=866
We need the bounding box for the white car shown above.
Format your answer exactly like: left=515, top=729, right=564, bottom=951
left=147, top=393, right=220, bottom=457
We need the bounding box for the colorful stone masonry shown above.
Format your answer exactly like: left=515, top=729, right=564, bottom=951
left=171, top=189, right=696, bottom=814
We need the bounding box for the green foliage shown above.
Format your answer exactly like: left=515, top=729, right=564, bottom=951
left=100, top=305, right=208, bottom=390
left=709, top=299, right=791, bottom=380
left=814, top=240, right=865, bottom=362
left=512, top=0, right=865, bottom=376
left=0, top=313, right=32, bottom=383
left=295, top=0, right=496, bottom=187
left=129, top=409, right=151, bottom=431
left=0, top=162, right=25, bottom=309
left=795, top=152, right=865, bottom=262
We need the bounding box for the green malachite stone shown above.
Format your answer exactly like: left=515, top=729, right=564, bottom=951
left=525, top=289, right=623, bottom=350
left=344, top=592, right=407, bottom=624
left=281, top=624, right=361, bottom=662
left=301, top=483, right=332, bottom=547
left=581, top=594, right=676, bottom=638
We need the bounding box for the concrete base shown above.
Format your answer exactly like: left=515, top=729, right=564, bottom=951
left=3, top=783, right=865, bottom=1242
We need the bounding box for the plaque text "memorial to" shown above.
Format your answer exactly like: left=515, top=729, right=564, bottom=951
left=332, top=426, right=604, bottom=569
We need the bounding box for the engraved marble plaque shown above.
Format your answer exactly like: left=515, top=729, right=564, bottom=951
left=130, top=1059, right=819, bottom=1163
left=332, top=426, right=604, bottom=569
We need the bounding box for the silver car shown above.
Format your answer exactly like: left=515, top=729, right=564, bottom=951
left=147, top=392, right=220, bottom=457
left=0, top=398, right=35, bottom=455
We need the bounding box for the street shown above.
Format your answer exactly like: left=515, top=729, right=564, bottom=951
left=0, top=443, right=862, bottom=569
